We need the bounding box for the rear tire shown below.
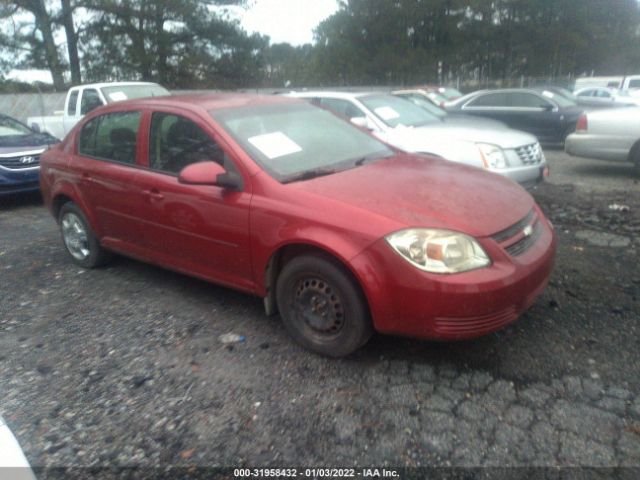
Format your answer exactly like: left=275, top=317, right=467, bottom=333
left=276, top=254, right=373, bottom=357
left=58, top=202, right=112, bottom=268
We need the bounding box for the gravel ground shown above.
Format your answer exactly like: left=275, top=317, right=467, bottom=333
left=1, top=150, right=639, bottom=474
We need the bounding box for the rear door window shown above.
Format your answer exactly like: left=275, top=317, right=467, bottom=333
left=507, top=93, right=552, bottom=108
left=79, top=111, right=141, bottom=164
left=466, top=92, right=509, bottom=107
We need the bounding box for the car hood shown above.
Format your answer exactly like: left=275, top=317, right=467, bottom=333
left=0, top=133, right=57, bottom=152
left=405, top=123, right=538, bottom=150
left=293, top=154, right=534, bottom=238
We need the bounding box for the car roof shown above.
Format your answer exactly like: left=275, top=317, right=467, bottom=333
left=95, top=93, right=304, bottom=113
left=71, top=81, right=163, bottom=90
left=286, top=90, right=373, bottom=100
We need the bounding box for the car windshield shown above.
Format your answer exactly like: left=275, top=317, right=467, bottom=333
left=395, top=93, right=447, bottom=118
left=359, top=94, right=441, bottom=127
left=101, top=84, right=170, bottom=103
left=212, top=103, right=394, bottom=182
left=0, top=115, right=32, bottom=137
left=538, top=90, right=577, bottom=107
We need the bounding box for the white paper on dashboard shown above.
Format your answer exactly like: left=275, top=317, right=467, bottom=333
left=374, top=106, right=400, bottom=120
left=108, top=91, right=128, bottom=101
left=248, top=132, right=302, bottom=159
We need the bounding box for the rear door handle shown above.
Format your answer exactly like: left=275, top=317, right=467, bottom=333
left=143, top=189, right=164, bottom=200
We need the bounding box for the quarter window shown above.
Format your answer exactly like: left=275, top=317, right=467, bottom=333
left=79, top=111, right=141, bottom=164
left=149, top=113, right=225, bottom=175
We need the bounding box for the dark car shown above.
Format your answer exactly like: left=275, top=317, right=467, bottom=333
left=445, top=88, right=584, bottom=146
left=0, top=114, right=58, bottom=196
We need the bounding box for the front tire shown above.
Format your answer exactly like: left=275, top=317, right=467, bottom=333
left=58, top=202, right=112, bottom=268
left=276, top=254, right=373, bottom=357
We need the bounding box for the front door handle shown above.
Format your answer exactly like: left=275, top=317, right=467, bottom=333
left=143, top=189, right=164, bottom=201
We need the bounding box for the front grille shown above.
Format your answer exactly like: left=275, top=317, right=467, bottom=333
left=515, top=143, right=543, bottom=165
left=491, top=209, right=541, bottom=257
left=0, top=154, right=41, bottom=170
left=505, top=220, right=542, bottom=256
left=434, top=306, right=518, bottom=336
left=492, top=210, right=535, bottom=243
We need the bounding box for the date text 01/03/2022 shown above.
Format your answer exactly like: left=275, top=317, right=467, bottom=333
left=233, top=468, right=399, bottom=477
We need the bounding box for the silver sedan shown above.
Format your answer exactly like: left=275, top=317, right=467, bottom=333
left=565, top=107, right=640, bottom=175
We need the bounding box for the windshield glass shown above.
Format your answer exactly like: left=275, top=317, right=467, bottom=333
left=539, top=90, right=577, bottom=107
left=395, top=93, right=447, bottom=117
left=101, top=84, right=170, bottom=103
left=212, top=103, right=393, bottom=182
left=360, top=94, right=441, bottom=127
left=0, top=115, right=32, bottom=137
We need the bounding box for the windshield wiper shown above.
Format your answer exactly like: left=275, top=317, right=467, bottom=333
left=283, top=168, right=338, bottom=184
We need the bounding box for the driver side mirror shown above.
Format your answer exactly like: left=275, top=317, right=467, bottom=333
left=178, top=161, right=243, bottom=191
left=30, top=123, right=41, bottom=133
left=350, top=116, right=374, bottom=130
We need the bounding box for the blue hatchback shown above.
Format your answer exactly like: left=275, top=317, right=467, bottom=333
left=0, top=114, right=58, bottom=196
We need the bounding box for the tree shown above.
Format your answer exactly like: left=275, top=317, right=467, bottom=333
left=0, top=0, right=66, bottom=89
left=80, top=0, right=267, bottom=87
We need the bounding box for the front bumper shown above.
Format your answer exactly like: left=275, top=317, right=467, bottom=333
left=0, top=166, right=41, bottom=196
left=350, top=206, right=557, bottom=340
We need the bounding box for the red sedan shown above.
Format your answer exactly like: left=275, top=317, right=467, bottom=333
left=39, top=94, right=556, bottom=357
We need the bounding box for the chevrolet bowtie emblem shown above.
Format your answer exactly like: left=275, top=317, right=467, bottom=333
left=523, top=225, right=533, bottom=237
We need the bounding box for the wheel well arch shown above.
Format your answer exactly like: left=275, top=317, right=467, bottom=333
left=52, top=194, right=75, bottom=219
left=627, top=139, right=640, bottom=164
left=262, top=242, right=370, bottom=317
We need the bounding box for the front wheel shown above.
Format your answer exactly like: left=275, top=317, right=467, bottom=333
left=59, top=202, right=112, bottom=268
left=276, top=254, right=373, bottom=357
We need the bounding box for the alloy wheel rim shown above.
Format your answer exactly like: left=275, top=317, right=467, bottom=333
left=61, top=213, right=90, bottom=261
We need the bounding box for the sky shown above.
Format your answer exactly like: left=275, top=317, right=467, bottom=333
left=235, top=0, right=340, bottom=45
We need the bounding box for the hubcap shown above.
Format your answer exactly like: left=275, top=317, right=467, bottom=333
left=294, top=277, right=344, bottom=336
left=61, top=213, right=90, bottom=261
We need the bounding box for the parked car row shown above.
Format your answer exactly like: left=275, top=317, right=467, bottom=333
left=37, top=92, right=557, bottom=356
left=287, top=90, right=548, bottom=188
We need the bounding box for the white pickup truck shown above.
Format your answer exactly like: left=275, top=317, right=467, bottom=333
left=574, top=75, right=640, bottom=92
left=27, top=81, right=170, bottom=140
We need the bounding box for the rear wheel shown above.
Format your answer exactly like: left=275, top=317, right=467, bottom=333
left=59, top=202, right=112, bottom=268
left=276, top=254, right=373, bottom=357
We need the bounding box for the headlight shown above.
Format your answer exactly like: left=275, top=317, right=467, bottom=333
left=477, top=143, right=508, bottom=169
left=385, top=229, right=491, bottom=274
